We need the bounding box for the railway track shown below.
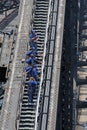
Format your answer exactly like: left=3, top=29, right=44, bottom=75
left=18, top=0, right=50, bottom=130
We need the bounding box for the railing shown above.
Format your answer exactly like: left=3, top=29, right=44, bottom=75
left=34, top=0, right=52, bottom=130
left=15, top=69, right=26, bottom=130
left=6, top=27, right=18, bottom=79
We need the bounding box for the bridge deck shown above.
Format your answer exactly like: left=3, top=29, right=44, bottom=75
left=0, top=0, right=33, bottom=129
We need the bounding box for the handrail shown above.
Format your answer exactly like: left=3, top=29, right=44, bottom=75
left=6, top=35, right=16, bottom=74
left=15, top=67, right=26, bottom=130
left=34, top=0, right=52, bottom=130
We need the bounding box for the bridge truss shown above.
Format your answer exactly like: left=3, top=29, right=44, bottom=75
left=0, top=0, right=20, bottom=13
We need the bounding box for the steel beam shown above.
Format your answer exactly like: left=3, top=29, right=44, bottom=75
left=56, top=0, right=78, bottom=130
left=76, top=101, right=87, bottom=108
left=0, top=0, right=20, bottom=13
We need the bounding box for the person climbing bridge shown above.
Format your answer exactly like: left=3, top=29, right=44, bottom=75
left=29, top=29, right=39, bottom=51
left=27, top=77, right=37, bottom=103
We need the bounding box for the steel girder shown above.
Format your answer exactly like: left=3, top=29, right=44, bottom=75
left=0, top=0, right=20, bottom=13
left=56, top=0, right=78, bottom=130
